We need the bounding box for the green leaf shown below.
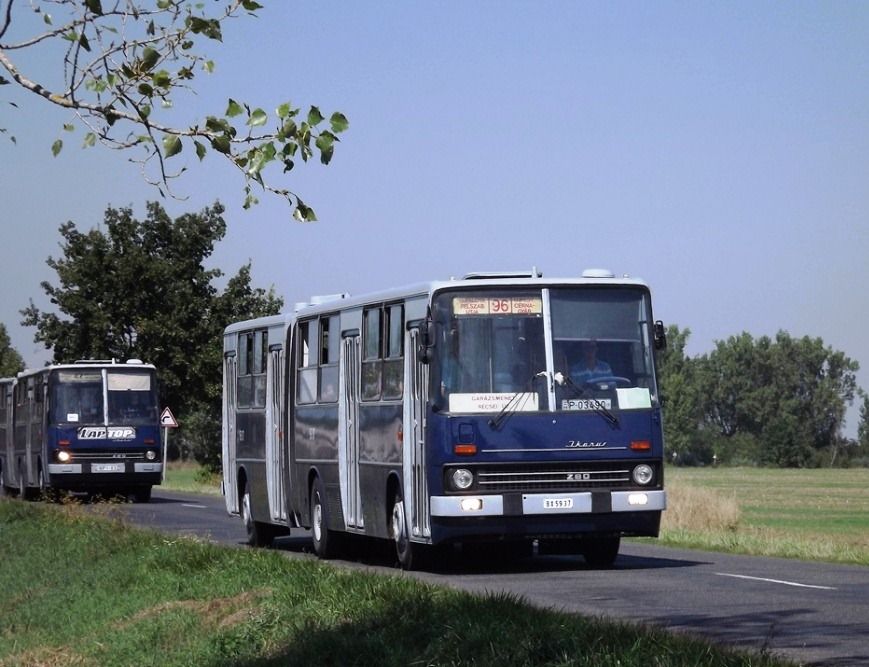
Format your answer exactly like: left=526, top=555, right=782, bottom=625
left=242, top=0, right=263, bottom=10
left=63, top=124, right=74, bottom=132
left=139, top=105, right=151, bottom=120
left=187, top=17, right=222, bottom=41
left=307, top=106, right=324, bottom=126
left=203, top=60, right=215, bottom=74
left=226, top=99, right=243, bottom=118
left=51, top=139, right=63, bottom=157
left=194, top=141, right=207, bottom=161
left=329, top=112, right=350, bottom=133
left=162, top=135, right=182, bottom=158
left=210, top=135, right=231, bottom=154
left=63, top=30, right=78, bottom=43
left=156, top=0, right=172, bottom=8
left=43, top=13, right=52, bottom=25
left=151, top=70, right=171, bottom=89
left=276, top=102, right=292, bottom=119
left=83, top=132, right=96, bottom=148
left=293, top=200, right=317, bottom=222
left=84, top=0, right=103, bottom=15
left=138, top=83, right=154, bottom=96
left=140, top=47, right=160, bottom=71
left=78, top=33, right=91, bottom=52
left=247, top=108, right=267, bottom=127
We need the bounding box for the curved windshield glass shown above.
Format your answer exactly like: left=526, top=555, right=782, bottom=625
left=431, top=286, right=657, bottom=414
left=50, top=368, right=159, bottom=426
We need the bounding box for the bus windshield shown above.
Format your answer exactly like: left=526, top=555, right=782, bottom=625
left=50, top=369, right=158, bottom=426
left=431, top=286, right=657, bottom=413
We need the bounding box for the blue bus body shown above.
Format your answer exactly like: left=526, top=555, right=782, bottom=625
left=0, top=361, right=162, bottom=501
left=222, top=270, right=666, bottom=568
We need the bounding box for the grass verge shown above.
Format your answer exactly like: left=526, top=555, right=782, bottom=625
left=656, top=467, right=869, bottom=566
left=0, top=499, right=794, bottom=667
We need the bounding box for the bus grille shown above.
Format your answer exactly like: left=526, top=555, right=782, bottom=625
left=474, top=462, right=637, bottom=492
left=67, top=451, right=146, bottom=461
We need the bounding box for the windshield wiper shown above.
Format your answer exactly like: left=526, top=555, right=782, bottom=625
left=555, top=372, right=619, bottom=428
left=488, top=371, right=547, bottom=431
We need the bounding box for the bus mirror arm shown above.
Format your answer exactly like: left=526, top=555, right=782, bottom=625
left=417, top=319, right=435, bottom=364
left=654, top=320, right=667, bottom=350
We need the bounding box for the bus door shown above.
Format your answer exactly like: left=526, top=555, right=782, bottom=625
left=266, top=345, right=287, bottom=522
left=339, top=333, right=363, bottom=530
left=222, top=352, right=239, bottom=515
left=403, top=327, right=431, bottom=541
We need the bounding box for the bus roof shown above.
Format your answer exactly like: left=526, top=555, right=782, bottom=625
left=15, top=359, right=156, bottom=380
left=223, top=269, right=652, bottom=334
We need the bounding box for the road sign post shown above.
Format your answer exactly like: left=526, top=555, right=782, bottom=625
left=160, top=407, right=179, bottom=483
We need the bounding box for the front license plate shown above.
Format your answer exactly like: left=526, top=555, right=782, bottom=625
left=92, top=463, right=124, bottom=473
left=543, top=498, right=574, bottom=510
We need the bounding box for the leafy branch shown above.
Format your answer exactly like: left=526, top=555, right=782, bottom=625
left=0, top=0, right=347, bottom=221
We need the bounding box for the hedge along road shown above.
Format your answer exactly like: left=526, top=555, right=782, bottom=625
left=119, top=488, right=869, bottom=667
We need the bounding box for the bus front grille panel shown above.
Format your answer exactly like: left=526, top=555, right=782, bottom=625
left=66, top=451, right=146, bottom=461
left=474, top=463, right=633, bottom=491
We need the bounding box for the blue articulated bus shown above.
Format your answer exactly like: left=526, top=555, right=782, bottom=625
left=0, top=360, right=162, bottom=502
left=222, top=269, right=667, bottom=569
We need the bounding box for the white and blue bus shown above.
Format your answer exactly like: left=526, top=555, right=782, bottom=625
left=0, top=360, right=162, bottom=502
left=221, top=269, right=667, bottom=568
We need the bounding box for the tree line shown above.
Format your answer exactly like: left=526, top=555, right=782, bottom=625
left=658, top=325, right=869, bottom=467
left=3, top=214, right=868, bottom=471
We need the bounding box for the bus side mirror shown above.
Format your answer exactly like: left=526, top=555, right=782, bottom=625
left=653, top=320, right=667, bottom=350
left=417, top=320, right=435, bottom=364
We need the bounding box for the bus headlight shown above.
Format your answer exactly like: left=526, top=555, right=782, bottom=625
left=57, top=450, right=71, bottom=463
left=451, top=468, right=474, bottom=490
left=145, top=450, right=157, bottom=461
left=632, top=464, right=654, bottom=485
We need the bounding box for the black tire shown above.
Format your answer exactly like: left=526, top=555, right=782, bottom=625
left=583, top=535, right=621, bottom=568
left=391, top=488, right=423, bottom=570
left=132, top=486, right=152, bottom=503
left=241, top=480, right=274, bottom=548
left=18, top=464, right=33, bottom=501
left=310, top=476, right=336, bottom=559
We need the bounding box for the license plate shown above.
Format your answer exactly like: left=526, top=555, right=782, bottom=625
left=562, top=398, right=612, bottom=411
left=543, top=498, right=574, bottom=510
left=92, top=463, right=124, bottom=473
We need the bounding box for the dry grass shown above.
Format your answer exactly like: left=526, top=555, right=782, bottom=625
left=661, top=483, right=741, bottom=533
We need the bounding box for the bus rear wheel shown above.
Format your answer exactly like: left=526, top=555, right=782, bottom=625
left=241, top=480, right=274, bottom=548
left=310, top=477, right=336, bottom=559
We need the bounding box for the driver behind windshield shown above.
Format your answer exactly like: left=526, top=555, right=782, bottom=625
left=571, top=340, right=612, bottom=384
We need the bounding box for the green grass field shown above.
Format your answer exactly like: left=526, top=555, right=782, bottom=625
left=658, top=467, right=869, bottom=565
left=0, top=500, right=795, bottom=667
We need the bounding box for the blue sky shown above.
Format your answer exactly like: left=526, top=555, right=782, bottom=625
left=1, top=2, right=867, bottom=435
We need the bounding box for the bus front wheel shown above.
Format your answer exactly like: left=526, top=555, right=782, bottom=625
left=391, top=489, right=422, bottom=570
left=583, top=535, right=621, bottom=567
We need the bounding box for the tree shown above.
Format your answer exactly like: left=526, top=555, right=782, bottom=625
left=656, top=325, right=709, bottom=464
left=0, top=1, right=348, bottom=220
left=698, top=331, right=859, bottom=467
left=0, top=323, right=24, bottom=376
left=21, top=200, right=282, bottom=469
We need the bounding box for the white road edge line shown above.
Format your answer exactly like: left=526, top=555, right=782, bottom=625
left=181, top=503, right=208, bottom=509
left=715, top=572, right=837, bottom=591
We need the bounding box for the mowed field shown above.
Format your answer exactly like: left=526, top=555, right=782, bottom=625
left=659, top=466, right=869, bottom=566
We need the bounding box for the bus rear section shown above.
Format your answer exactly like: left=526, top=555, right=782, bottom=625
left=16, top=360, right=162, bottom=501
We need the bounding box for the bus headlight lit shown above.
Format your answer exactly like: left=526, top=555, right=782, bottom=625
left=461, top=497, right=483, bottom=512
left=57, top=450, right=71, bottom=463
left=451, top=468, right=474, bottom=490
left=632, top=464, right=654, bottom=485
left=145, top=450, right=157, bottom=461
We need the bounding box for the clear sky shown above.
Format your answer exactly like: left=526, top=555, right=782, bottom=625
left=2, top=2, right=867, bottom=435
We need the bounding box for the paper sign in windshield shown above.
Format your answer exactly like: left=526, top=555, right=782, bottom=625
left=449, top=392, right=539, bottom=413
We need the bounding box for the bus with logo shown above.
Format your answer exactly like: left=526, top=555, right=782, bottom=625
left=222, top=269, right=667, bottom=568
left=0, top=360, right=162, bottom=502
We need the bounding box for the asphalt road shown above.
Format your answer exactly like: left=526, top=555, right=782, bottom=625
left=120, top=488, right=869, bottom=667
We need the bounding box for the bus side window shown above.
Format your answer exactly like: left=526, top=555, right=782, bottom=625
left=297, top=320, right=318, bottom=404
left=319, top=315, right=339, bottom=403
left=382, top=304, right=404, bottom=399
left=361, top=307, right=382, bottom=400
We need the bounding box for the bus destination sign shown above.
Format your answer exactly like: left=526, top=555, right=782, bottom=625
left=453, top=297, right=542, bottom=316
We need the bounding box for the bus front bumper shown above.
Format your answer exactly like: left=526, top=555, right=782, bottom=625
left=430, top=489, right=666, bottom=517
